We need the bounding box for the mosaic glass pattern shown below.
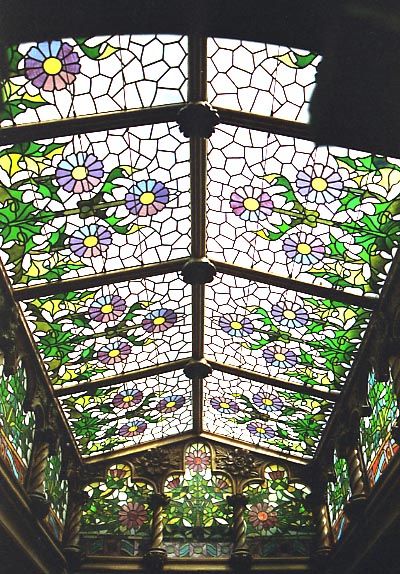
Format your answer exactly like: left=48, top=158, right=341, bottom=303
left=205, top=274, right=370, bottom=391
left=1, top=35, right=187, bottom=126
left=208, top=125, right=400, bottom=296
left=244, top=464, right=313, bottom=553
left=0, top=123, right=190, bottom=287
left=327, top=454, right=350, bottom=542
left=0, top=361, right=35, bottom=483
left=82, top=464, right=153, bottom=548
left=360, top=371, right=399, bottom=486
left=60, top=371, right=192, bottom=456
left=44, top=449, right=69, bottom=540
left=22, top=274, right=191, bottom=387
left=164, top=442, right=232, bottom=545
left=203, top=371, right=333, bottom=458
left=208, top=38, right=320, bottom=122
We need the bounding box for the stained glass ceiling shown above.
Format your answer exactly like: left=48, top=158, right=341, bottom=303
left=0, top=33, right=398, bottom=464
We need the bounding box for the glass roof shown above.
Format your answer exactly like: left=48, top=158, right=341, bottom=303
left=0, top=33, right=398, bottom=463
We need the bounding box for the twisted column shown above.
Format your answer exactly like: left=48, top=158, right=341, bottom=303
left=338, top=432, right=369, bottom=520
left=26, top=429, right=53, bottom=519
left=144, top=493, right=169, bottom=573
left=227, top=494, right=252, bottom=573
left=63, top=490, right=88, bottom=567
left=306, top=491, right=332, bottom=561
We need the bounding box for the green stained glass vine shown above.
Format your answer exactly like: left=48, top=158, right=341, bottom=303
left=327, top=454, right=350, bottom=542
left=360, top=371, right=399, bottom=486
left=44, top=448, right=69, bottom=540
left=0, top=361, right=35, bottom=483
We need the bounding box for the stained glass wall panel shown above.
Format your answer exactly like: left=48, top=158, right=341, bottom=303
left=21, top=274, right=191, bottom=387
left=44, top=449, right=69, bottom=540
left=208, top=125, right=400, bottom=296
left=208, top=38, right=320, bottom=122
left=360, top=371, right=399, bottom=486
left=2, top=35, right=188, bottom=126
left=203, top=370, right=333, bottom=458
left=205, top=274, right=370, bottom=392
left=0, top=123, right=190, bottom=287
left=0, top=361, right=35, bottom=483
left=327, top=454, right=350, bottom=542
left=59, top=371, right=192, bottom=456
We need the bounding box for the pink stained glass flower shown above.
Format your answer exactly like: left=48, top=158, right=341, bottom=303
left=118, top=502, right=147, bottom=530
left=88, top=294, right=127, bottom=323
left=56, top=152, right=104, bottom=194
left=118, top=420, right=147, bottom=437
left=25, top=41, right=80, bottom=91
left=112, top=388, right=144, bottom=409
left=230, top=186, right=273, bottom=222
left=210, top=396, right=240, bottom=414
left=126, top=180, right=169, bottom=216
left=248, top=503, right=278, bottom=530
left=185, top=448, right=211, bottom=472
left=155, top=395, right=185, bottom=413
left=98, top=340, right=131, bottom=365
left=142, top=309, right=177, bottom=333
left=69, top=224, right=112, bottom=258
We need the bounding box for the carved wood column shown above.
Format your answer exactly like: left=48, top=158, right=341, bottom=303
left=25, top=427, right=55, bottom=519
left=306, top=489, right=333, bottom=563
left=62, top=471, right=88, bottom=570
left=144, top=492, right=170, bottom=572
left=337, top=428, right=369, bottom=520
left=227, top=493, right=251, bottom=572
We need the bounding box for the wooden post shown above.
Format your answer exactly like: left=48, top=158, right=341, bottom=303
left=144, top=493, right=169, bottom=573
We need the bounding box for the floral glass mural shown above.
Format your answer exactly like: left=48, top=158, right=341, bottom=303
left=43, top=448, right=69, bottom=540
left=327, top=454, right=350, bottom=542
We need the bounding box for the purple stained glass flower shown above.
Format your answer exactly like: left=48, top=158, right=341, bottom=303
left=25, top=41, right=80, bottom=91
left=118, top=420, right=147, bottom=437
left=69, top=224, right=112, bottom=258
left=263, top=345, right=298, bottom=369
left=219, top=315, right=254, bottom=337
left=252, top=391, right=284, bottom=412
left=126, top=180, right=169, bottom=216
left=283, top=232, right=325, bottom=266
left=88, top=294, right=127, bottom=323
left=270, top=301, right=309, bottom=329
left=230, top=186, right=274, bottom=222
left=210, top=396, right=240, bottom=414
left=142, top=309, right=177, bottom=333
left=295, top=164, right=344, bottom=204
left=112, top=388, right=144, bottom=409
left=56, top=152, right=104, bottom=194
left=98, top=340, right=132, bottom=365
left=247, top=421, right=275, bottom=438
left=156, top=395, right=185, bottom=413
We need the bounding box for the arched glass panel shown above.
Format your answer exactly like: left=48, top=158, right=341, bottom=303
left=43, top=448, right=69, bottom=540
left=327, top=453, right=350, bottom=541
left=164, top=442, right=233, bottom=558
left=244, top=464, right=313, bottom=557
left=0, top=360, right=35, bottom=483
left=360, top=370, right=399, bottom=485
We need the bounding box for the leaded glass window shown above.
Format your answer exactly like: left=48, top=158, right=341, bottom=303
left=43, top=447, right=69, bottom=540
left=327, top=453, right=350, bottom=542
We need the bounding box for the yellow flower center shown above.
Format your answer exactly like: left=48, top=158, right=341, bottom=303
left=71, top=166, right=88, bottom=180
left=153, top=316, right=166, bottom=326
left=311, top=177, right=328, bottom=192
left=283, top=309, right=296, bottom=320
left=83, top=235, right=99, bottom=248
left=43, top=57, right=62, bottom=75
left=122, top=395, right=133, bottom=403
left=256, top=426, right=266, bottom=434
left=297, top=242, right=312, bottom=255
left=108, top=349, right=120, bottom=358
left=220, top=402, right=230, bottom=409
left=243, top=197, right=260, bottom=211
left=263, top=398, right=273, bottom=406
left=230, top=321, right=243, bottom=330
left=166, top=401, right=176, bottom=408
left=140, top=191, right=155, bottom=205
left=274, top=352, right=286, bottom=362
left=129, top=425, right=138, bottom=433
left=101, top=304, right=114, bottom=314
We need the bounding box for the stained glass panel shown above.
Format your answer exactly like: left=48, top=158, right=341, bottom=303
left=244, top=464, right=313, bottom=557
left=0, top=361, right=35, bottom=483
left=327, top=454, right=350, bottom=541
left=59, top=371, right=192, bottom=456
left=208, top=125, right=400, bottom=296
left=82, top=464, right=153, bottom=553
left=203, top=370, right=333, bottom=458
left=164, top=442, right=232, bottom=552
left=0, top=123, right=190, bottom=287
left=205, top=274, right=370, bottom=391
left=208, top=38, right=320, bottom=122
left=360, top=371, right=399, bottom=486
left=22, top=274, right=191, bottom=387
left=44, top=449, right=69, bottom=540
left=2, top=35, right=187, bottom=126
